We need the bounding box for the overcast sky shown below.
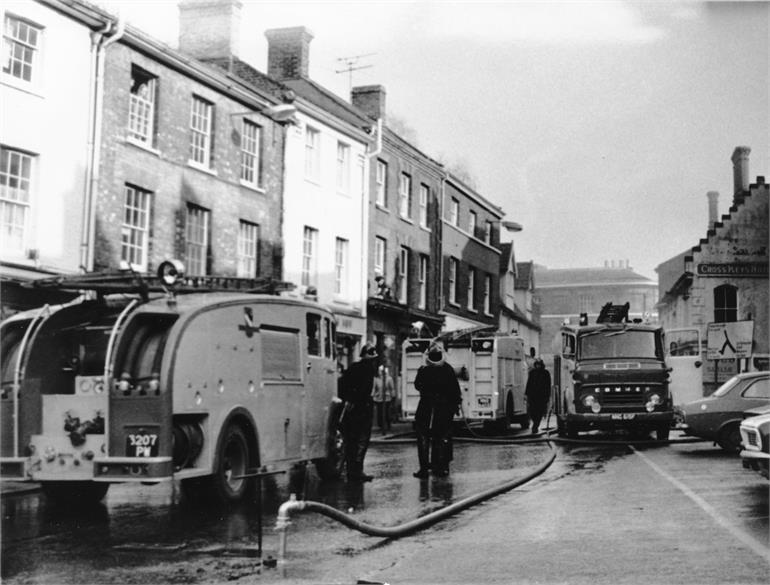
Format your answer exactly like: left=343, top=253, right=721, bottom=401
left=98, top=0, right=769, bottom=281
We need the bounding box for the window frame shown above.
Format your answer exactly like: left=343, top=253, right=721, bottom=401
left=237, top=220, right=260, bottom=278
left=449, top=257, right=459, bottom=305
left=240, top=119, right=263, bottom=188
left=398, top=173, right=412, bottom=219
left=418, top=255, right=428, bottom=309
left=449, top=197, right=459, bottom=226
left=374, top=236, right=386, bottom=276
left=334, top=236, right=349, bottom=296
left=0, top=146, right=33, bottom=254
left=304, top=126, right=320, bottom=182
left=336, top=141, right=350, bottom=194
left=185, top=203, right=210, bottom=276
left=467, top=267, right=476, bottom=310
left=375, top=160, right=387, bottom=207
left=2, top=14, right=42, bottom=85
left=301, top=225, right=319, bottom=287
left=398, top=246, right=409, bottom=303
left=128, top=65, right=157, bottom=147
left=189, top=95, right=213, bottom=168
left=484, top=220, right=493, bottom=244
left=468, top=210, right=477, bottom=237
left=714, top=284, right=738, bottom=323
left=483, top=274, right=492, bottom=315
left=120, top=184, right=152, bottom=271
left=419, top=184, right=429, bottom=228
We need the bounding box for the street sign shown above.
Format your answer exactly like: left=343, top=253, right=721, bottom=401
left=706, top=321, right=754, bottom=359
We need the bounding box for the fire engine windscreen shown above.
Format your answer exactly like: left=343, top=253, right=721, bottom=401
left=579, top=330, right=661, bottom=360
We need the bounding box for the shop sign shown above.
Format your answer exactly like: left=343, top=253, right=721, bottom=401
left=696, top=263, right=768, bottom=277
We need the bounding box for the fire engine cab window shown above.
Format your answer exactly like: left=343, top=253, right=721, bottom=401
left=306, top=314, right=321, bottom=356
left=580, top=330, right=659, bottom=359
left=562, top=335, right=575, bottom=356
left=262, top=327, right=301, bottom=380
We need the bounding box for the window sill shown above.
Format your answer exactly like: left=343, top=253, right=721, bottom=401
left=375, top=204, right=390, bottom=213
left=304, top=176, right=321, bottom=186
left=419, top=225, right=431, bottom=233
left=449, top=301, right=460, bottom=308
left=126, top=137, right=160, bottom=156
left=1, top=76, right=43, bottom=98
left=240, top=180, right=266, bottom=194
left=187, top=161, right=218, bottom=176
left=332, top=298, right=351, bottom=306
left=399, top=215, right=415, bottom=225
left=467, top=308, right=478, bottom=314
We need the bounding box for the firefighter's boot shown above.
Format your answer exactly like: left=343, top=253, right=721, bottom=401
left=413, top=435, right=430, bottom=478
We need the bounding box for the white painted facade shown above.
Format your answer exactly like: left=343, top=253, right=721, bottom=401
left=0, top=0, right=97, bottom=274
left=281, top=108, right=371, bottom=341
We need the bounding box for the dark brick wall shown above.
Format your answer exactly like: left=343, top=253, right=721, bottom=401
left=94, top=43, right=284, bottom=279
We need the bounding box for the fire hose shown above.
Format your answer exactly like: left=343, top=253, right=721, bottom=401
left=275, top=441, right=556, bottom=562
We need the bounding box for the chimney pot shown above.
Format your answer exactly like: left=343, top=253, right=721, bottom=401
left=731, top=146, right=751, bottom=199
left=265, top=27, right=314, bottom=80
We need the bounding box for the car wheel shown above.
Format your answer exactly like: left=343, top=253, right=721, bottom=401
left=717, top=423, right=742, bottom=454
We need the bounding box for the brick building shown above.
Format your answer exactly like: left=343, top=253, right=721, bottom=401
left=95, top=11, right=288, bottom=281
left=657, top=147, right=769, bottom=392
left=441, top=176, right=504, bottom=331
left=349, top=84, right=445, bottom=375
left=534, top=263, right=658, bottom=360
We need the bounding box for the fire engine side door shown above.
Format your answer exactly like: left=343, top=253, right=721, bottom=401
left=665, top=327, right=704, bottom=407
left=302, top=312, right=334, bottom=460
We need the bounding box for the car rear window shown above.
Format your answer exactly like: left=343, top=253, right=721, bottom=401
left=742, top=377, right=770, bottom=399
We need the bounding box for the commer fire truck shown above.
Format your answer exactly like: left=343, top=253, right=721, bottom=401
left=0, top=262, right=345, bottom=504
left=553, top=303, right=674, bottom=441
left=401, top=327, right=530, bottom=431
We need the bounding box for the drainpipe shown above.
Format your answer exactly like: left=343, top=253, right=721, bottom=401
left=360, top=118, right=383, bottom=339
left=81, top=19, right=125, bottom=272
left=438, top=171, right=449, bottom=328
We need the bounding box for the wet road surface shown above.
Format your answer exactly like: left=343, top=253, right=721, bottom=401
left=2, top=427, right=768, bottom=584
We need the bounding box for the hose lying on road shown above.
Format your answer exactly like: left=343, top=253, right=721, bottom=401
left=275, top=444, right=557, bottom=562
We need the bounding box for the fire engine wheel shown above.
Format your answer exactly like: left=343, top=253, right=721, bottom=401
left=717, top=423, right=742, bottom=454
left=212, top=424, right=253, bottom=503
left=41, top=481, right=109, bottom=505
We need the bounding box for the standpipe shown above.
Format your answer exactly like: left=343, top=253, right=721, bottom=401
left=275, top=444, right=556, bottom=562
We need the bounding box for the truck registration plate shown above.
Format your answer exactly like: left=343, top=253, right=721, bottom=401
left=126, top=433, right=159, bottom=457
left=611, top=413, right=636, bottom=420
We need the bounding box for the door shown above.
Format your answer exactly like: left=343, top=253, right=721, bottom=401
left=666, top=327, right=704, bottom=406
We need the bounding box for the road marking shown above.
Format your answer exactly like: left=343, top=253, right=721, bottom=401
left=631, top=446, right=770, bottom=565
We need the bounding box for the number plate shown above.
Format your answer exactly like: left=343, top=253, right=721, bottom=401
left=611, top=413, right=636, bottom=420
left=477, top=397, right=491, bottom=407
left=126, top=433, right=159, bottom=457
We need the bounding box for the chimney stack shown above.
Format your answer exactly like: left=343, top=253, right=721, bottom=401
left=265, top=27, right=314, bottom=80
left=178, top=0, right=242, bottom=61
left=706, top=191, right=719, bottom=228
left=351, top=85, right=387, bottom=122
left=731, top=146, right=751, bottom=198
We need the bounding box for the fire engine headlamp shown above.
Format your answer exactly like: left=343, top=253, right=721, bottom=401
left=591, top=401, right=601, bottom=413
left=44, top=446, right=57, bottom=463
left=582, top=395, right=595, bottom=407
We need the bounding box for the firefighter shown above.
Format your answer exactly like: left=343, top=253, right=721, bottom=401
left=412, top=342, right=462, bottom=478
left=339, top=343, right=379, bottom=482
left=525, top=357, right=551, bottom=434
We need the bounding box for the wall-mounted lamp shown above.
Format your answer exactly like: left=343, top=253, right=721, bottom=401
left=501, top=221, right=523, bottom=233
left=262, top=103, right=298, bottom=123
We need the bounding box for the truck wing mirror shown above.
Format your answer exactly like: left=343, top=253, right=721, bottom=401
left=694, top=360, right=702, bottom=368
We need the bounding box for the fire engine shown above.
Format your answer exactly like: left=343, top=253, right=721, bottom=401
left=552, top=302, right=674, bottom=440
left=0, top=261, right=344, bottom=504
left=401, top=327, right=530, bottom=431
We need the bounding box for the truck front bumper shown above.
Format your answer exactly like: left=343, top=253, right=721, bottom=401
left=565, top=411, right=673, bottom=429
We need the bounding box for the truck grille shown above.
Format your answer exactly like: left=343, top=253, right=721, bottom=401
left=746, top=430, right=759, bottom=448
left=587, top=385, right=650, bottom=409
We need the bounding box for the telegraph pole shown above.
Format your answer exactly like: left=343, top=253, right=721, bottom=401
left=335, top=53, right=375, bottom=91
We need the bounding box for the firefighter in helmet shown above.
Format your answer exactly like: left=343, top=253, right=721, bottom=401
left=412, top=342, right=462, bottom=478
left=339, top=343, right=379, bottom=482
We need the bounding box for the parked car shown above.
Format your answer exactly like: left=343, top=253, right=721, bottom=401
left=680, top=372, right=770, bottom=453
left=739, top=406, right=770, bottom=479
